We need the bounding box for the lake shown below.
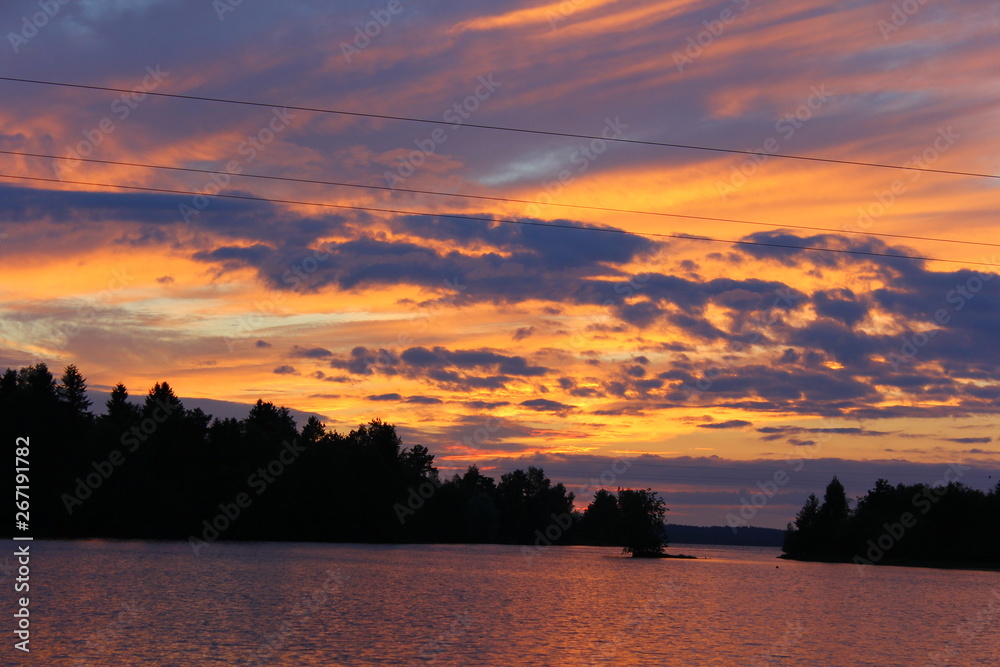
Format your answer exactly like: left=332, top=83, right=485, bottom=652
left=17, top=540, right=1000, bottom=665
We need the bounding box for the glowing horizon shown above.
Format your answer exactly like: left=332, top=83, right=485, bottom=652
left=2, top=0, right=999, bottom=527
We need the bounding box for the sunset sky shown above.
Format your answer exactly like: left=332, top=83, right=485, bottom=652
left=2, top=0, right=999, bottom=527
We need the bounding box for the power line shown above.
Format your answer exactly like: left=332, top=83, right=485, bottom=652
left=442, top=469, right=936, bottom=485
left=456, top=468, right=990, bottom=485
left=1, top=171, right=996, bottom=268
left=437, top=457, right=998, bottom=481
left=1, top=75, right=997, bottom=181
left=3, top=148, right=999, bottom=250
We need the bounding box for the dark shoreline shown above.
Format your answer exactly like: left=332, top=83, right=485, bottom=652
left=21, top=537, right=1000, bottom=572
left=778, top=553, right=1000, bottom=574
left=631, top=552, right=699, bottom=559
left=9, top=534, right=706, bottom=556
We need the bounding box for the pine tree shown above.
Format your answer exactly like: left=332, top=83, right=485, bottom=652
left=105, top=383, right=139, bottom=423
left=58, top=364, right=93, bottom=421
left=143, top=382, right=184, bottom=419
left=783, top=492, right=821, bottom=556
left=17, top=362, right=57, bottom=400
left=301, top=416, right=326, bottom=446
left=820, top=476, right=849, bottom=525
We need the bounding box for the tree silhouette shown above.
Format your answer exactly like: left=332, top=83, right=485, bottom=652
left=783, top=493, right=820, bottom=556
left=784, top=476, right=1000, bottom=566
left=401, top=444, right=437, bottom=481
left=0, top=368, right=17, bottom=400
left=2, top=362, right=687, bottom=555
left=820, top=476, right=849, bottom=522
left=300, top=415, right=326, bottom=446
left=816, top=476, right=850, bottom=558
left=18, top=362, right=57, bottom=398
left=497, top=466, right=574, bottom=544
left=58, top=364, right=92, bottom=423
left=103, top=383, right=140, bottom=424
left=582, top=489, right=622, bottom=545
left=144, top=381, right=184, bottom=416
left=616, top=488, right=668, bottom=557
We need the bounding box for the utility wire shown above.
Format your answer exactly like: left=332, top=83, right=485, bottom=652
left=469, top=456, right=997, bottom=478
left=449, top=465, right=994, bottom=483
left=1, top=171, right=996, bottom=268
left=3, top=148, right=998, bottom=249
left=443, top=457, right=1000, bottom=482
left=1, top=75, right=997, bottom=181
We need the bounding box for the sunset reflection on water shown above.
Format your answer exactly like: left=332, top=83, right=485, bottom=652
left=27, top=540, right=1000, bottom=665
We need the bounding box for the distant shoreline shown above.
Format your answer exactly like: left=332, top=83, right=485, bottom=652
left=19, top=537, right=1000, bottom=572
left=7, top=534, right=706, bottom=554
left=632, top=552, right=699, bottom=559
left=4, top=523, right=786, bottom=551
left=778, top=553, right=1000, bottom=574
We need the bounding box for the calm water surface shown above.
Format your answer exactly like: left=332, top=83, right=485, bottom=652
left=19, top=540, right=1000, bottom=665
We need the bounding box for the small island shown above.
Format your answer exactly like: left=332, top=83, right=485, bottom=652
left=581, top=486, right=695, bottom=559
left=782, top=475, right=1000, bottom=570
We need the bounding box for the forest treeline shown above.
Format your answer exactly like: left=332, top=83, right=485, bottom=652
left=666, top=524, right=784, bottom=547
left=1, top=363, right=667, bottom=555
left=783, top=475, right=1000, bottom=567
